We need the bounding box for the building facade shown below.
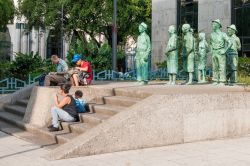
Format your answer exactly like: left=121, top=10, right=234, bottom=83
left=0, top=0, right=71, bottom=61
left=152, top=0, right=250, bottom=69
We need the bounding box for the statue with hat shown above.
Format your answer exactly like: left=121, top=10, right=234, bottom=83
left=210, top=19, right=232, bottom=85
left=182, top=24, right=195, bottom=85
left=165, top=25, right=178, bottom=85
left=135, top=22, right=151, bottom=85
left=198, top=32, right=209, bottom=83
left=226, top=24, right=241, bottom=86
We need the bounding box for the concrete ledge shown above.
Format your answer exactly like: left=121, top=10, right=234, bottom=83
left=0, top=83, right=36, bottom=104
left=23, top=86, right=115, bottom=128
left=47, top=92, right=250, bottom=160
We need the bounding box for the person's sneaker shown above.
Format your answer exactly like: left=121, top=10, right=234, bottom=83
left=49, top=127, right=59, bottom=132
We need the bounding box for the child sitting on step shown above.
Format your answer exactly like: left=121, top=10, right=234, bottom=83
left=74, top=90, right=87, bottom=113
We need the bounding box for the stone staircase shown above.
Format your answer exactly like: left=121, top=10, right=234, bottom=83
left=0, top=88, right=144, bottom=149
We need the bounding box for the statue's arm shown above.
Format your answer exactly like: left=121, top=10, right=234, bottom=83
left=199, top=43, right=206, bottom=56
left=145, top=36, right=151, bottom=57
left=186, top=36, right=194, bottom=55
left=224, top=33, right=233, bottom=52
left=168, top=36, right=178, bottom=52
left=236, top=37, right=241, bottom=51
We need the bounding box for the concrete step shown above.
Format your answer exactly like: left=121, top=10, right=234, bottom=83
left=0, top=111, right=24, bottom=128
left=29, top=127, right=70, bottom=144
left=0, top=120, right=59, bottom=150
left=56, top=133, right=79, bottom=144
left=92, top=104, right=126, bottom=116
left=114, top=88, right=151, bottom=99
left=103, top=96, right=141, bottom=107
left=80, top=113, right=110, bottom=125
left=3, top=105, right=26, bottom=116
left=15, top=99, right=29, bottom=107
left=61, top=122, right=94, bottom=135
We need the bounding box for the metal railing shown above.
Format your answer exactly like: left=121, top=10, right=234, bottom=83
left=0, top=75, right=41, bottom=94
left=0, top=68, right=212, bottom=94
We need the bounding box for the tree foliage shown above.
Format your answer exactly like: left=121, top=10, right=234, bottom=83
left=0, top=0, right=15, bottom=31
left=18, top=0, right=151, bottom=46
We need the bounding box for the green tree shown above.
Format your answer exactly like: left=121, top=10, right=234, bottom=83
left=18, top=0, right=151, bottom=46
left=0, top=0, right=15, bottom=31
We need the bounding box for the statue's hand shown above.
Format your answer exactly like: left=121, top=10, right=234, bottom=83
left=219, top=49, right=226, bottom=55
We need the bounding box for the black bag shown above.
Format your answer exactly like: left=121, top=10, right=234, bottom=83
left=38, top=74, right=47, bottom=86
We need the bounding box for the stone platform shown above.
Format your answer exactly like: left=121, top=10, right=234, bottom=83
left=0, top=81, right=249, bottom=160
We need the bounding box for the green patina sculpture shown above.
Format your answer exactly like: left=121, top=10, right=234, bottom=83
left=191, top=28, right=199, bottom=82
left=165, top=25, right=178, bottom=85
left=210, top=19, right=232, bottom=85
left=226, top=24, right=241, bottom=86
left=198, top=32, right=209, bottom=83
left=135, top=22, right=151, bottom=85
left=182, top=24, right=195, bottom=85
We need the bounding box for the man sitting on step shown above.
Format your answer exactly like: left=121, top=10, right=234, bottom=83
left=44, top=55, right=69, bottom=86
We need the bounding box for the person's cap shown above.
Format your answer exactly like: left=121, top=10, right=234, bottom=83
left=71, top=54, right=82, bottom=63
left=140, top=22, right=148, bottom=29
left=227, top=24, right=237, bottom=33
left=212, top=19, right=222, bottom=28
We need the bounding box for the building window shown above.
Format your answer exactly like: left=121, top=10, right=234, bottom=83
left=177, top=0, right=198, bottom=33
left=0, top=29, right=11, bottom=61
left=47, top=30, right=62, bottom=59
left=232, top=0, right=250, bottom=57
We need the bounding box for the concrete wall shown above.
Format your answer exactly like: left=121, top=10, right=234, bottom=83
left=152, top=0, right=177, bottom=69
left=48, top=92, right=250, bottom=160
left=198, top=0, right=231, bottom=34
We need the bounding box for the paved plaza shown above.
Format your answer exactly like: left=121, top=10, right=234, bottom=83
left=0, top=131, right=250, bottom=166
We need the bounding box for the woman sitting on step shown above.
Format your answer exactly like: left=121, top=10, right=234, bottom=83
left=48, top=84, right=78, bottom=132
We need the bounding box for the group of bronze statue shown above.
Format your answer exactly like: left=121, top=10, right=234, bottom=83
left=135, top=19, right=241, bottom=86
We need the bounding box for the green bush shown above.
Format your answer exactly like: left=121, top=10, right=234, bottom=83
left=238, top=57, right=250, bottom=77
left=0, top=52, right=55, bottom=80
left=0, top=60, right=11, bottom=79
left=67, top=39, right=125, bottom=73
left=8, top=52, right=45, bottom=79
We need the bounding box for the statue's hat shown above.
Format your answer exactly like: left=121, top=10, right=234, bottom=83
left=140, top=22, right=148, bottom=29
left=227, top=24, right=237, bottom=33
left=212, top=19, right=222, bottom=28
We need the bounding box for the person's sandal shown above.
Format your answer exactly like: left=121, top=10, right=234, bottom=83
left=47, top=125, right=53, bottom=129
left=49, top=127, right=59, bottom=132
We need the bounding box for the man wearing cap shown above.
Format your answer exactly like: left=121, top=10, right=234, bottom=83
left=226, top=24, right=241, bottom=86
left=135, top=22, right=151, bottom=85
left=70, top=54, right=93, bottom=86
left=44, top=55, right=69, bottom=86
left=210, top=19, right=232, bottom=85
left=182, top=24, right=195, bottom=85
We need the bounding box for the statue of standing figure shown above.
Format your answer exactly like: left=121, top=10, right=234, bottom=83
left=198, top=32, right=209, bottom=83
left=226, top=24, right=241, bottom=86
left=182, top=24, right=195, bottom=85
left=135, top=22, right=151, bottom=85
left=210, top=19, right=232, bottom=85
left=165, top=25, right=178, bottom=85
